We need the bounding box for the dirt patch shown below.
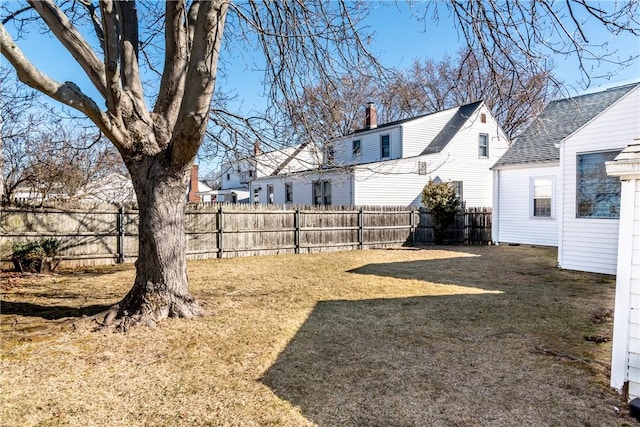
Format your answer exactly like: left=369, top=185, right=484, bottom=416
left=1, top=246, right=635, bottom=426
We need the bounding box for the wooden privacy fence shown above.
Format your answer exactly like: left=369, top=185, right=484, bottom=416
left=0, top=204, right=491, bottom=269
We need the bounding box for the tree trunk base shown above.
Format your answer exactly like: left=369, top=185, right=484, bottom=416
left=100, top=296, right=206, bottom=332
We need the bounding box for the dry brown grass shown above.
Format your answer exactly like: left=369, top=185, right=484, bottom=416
left=0, top=246, right=635, bottom=426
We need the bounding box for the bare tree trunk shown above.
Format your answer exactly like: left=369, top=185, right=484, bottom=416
left=104, top=157, right=204, bottom=330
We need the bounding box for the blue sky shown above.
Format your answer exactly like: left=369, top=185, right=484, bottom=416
left=3, top=1, right=639, bottom=176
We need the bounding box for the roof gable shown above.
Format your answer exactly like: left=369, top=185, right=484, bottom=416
left=493, top=82, right=639, bottom=167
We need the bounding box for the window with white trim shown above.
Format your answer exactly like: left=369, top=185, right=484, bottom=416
left=478, top=133, right=489, bottom=158
left=380, top=134, right=390, bottom=158
left=285, top=183, right=293, bottom=203
left=312, top=180, right=331, bottom=205
left=531, top=177, right=553, bottom=218
left=576, top=150, right=621, bottom=218
left=267, top=184, right=274, bottom=204
left=325, top=145, right=335, bottom=165
left=452, top=181, right=463, bottom=203
left=353, top=140, right=361, bottom=158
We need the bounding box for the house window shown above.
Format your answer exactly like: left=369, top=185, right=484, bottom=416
left=253, top=187, right=259, bottom=204
left=226, top=173, right=230, bottom=181
left=249, top=170, right=254, bottom=178
left=478, top=133, right=489, bottom=158
left=353, top=140, right=361, bottom=158
left=325, top=145, right=335, bottom=165
left=285, top=183, right=293, bottom=203
left=452, top=181, right=463, bottom=203
left=480, top=113, right=486, bottom=123
left=576, top=150, right=621, bottom=218
left=267, top=184, right=274, bottom=204
left=531, top=177, right=553, bottom=218
left=381, top=134, right=390, bottom=158
left=312, top=180, right=331, bottom=205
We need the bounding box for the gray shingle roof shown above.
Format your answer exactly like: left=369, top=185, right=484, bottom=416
left=493, top=83, right=639, bottom=168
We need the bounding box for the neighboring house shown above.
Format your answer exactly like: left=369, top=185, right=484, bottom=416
left=8, top=173, right=135, bottom=205
left=492, top=82, right=640, bottom=274
left=606, top=136, right=640, bottom=403
left=218, top=142, right=321, bottom=203
left=78, top=172, right=135, bottom=204
left=251, top=102, right=509, bottom=207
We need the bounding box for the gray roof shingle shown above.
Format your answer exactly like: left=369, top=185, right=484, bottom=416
left=493, top=83, right=639, bottom=168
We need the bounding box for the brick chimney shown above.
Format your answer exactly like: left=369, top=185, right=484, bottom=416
left=188, top=164, right=201, bottom=203
left=365, top=102, right=377, bottom=129
left=253, top=140, right=262, bottom=156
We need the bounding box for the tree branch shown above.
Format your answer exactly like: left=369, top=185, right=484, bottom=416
left=154, top=0, right=188, bottom=128
left=98, top=0, right=122, bottom=115
left=114, top=0, right=145, bottom=104
left=27, top=0, right=107, bottom=99
left=171, top=0, right=228, bottom=168
left=78, top=0, right=105, bottom=51
left=1, top=5, right=33, bottom=25
left=0, top=24, right=124, bottom=148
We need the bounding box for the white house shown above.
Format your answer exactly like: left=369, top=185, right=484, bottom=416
left=251, top=101, right=509, bottom=207
left=492, top=82, right=640, bottom=274
left=606, top=136, right=640, bottom=403
left=218, top=142, right=321, bottom=203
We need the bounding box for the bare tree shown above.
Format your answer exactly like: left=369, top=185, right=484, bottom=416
left=0, top=1, right=378, bottom=329
left=391, top=49, right=558, bottom=138
left=286, top=48, right=557, bottom=143
left=1, top=67, right=126, bottom=205
left=416, top=1, right=639, bottom=89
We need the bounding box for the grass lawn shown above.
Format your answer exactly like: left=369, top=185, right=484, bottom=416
left=0, top=246, right=635, bottom=426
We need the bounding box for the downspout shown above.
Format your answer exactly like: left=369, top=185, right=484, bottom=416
left=492, top=168, right=500, bottom=244
left=555, top=141, right=565, bottom=268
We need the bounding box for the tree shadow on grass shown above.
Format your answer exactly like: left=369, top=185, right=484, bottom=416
left=347, top=255, right=502, bottom=291
left=0, top=300, right=110, bottom=320
left=260, top=294, right=620, bottom=427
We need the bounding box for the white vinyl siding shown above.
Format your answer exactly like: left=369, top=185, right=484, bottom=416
left=329, top=127, right=402, bottom=166
left=401, top=108, right=459, bottom=157
left=493, top=165, right=560, bottom=246
left=251, top=172, right=353, bottom=206
left=559, top=86, right=640, bottom=275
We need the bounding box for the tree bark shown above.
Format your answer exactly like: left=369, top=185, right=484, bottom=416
left=103, top=156, right=204, bottom=330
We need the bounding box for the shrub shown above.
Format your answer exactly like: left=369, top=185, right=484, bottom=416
left=421, top=180, right=461, bottom=244
left=12, top=238, right=60, bottom=273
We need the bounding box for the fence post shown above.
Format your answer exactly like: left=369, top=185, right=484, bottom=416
left=117, top=205, right=125, bottom=264
left=217, top=207, right=224, bottom=259
left=294, top=208, right=300, bottom=254
left=358, top=208, right=364, bottom=249
left=410, top=208, right=416, bottom=247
